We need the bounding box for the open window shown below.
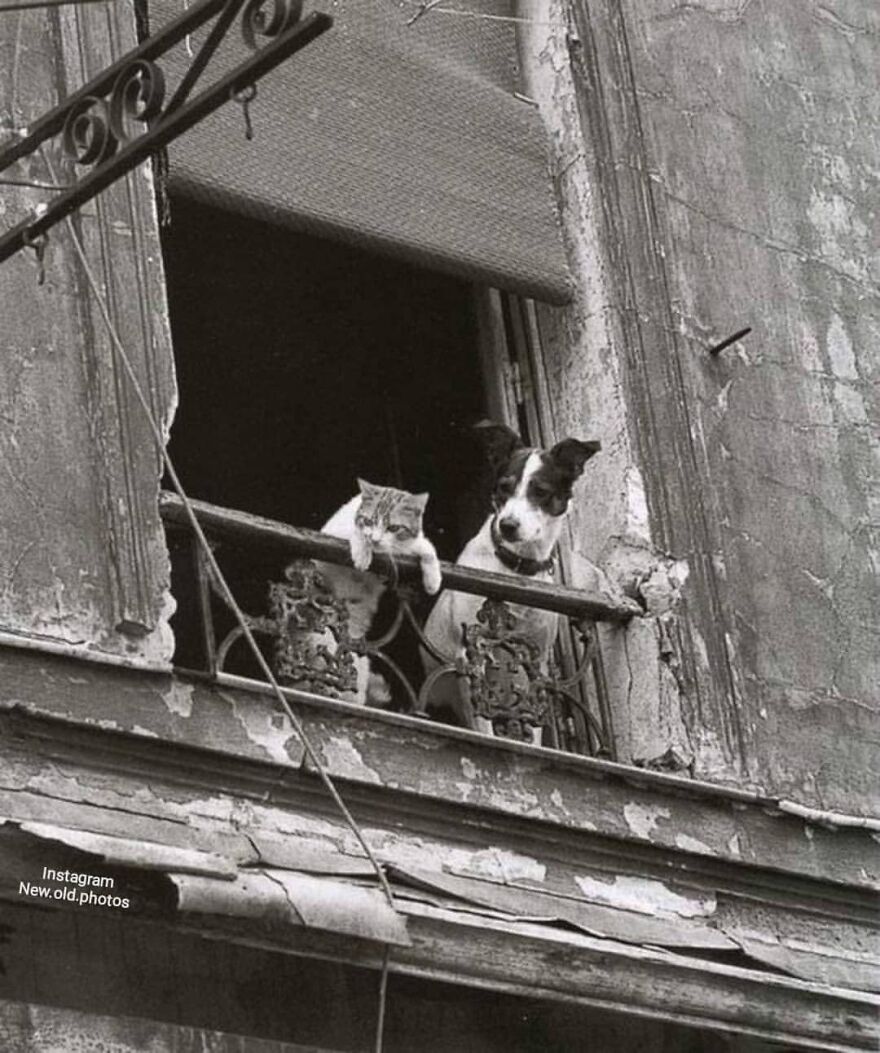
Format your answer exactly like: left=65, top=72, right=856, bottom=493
left=152, top=0, right=629, bottom=756
left=162, top=199, right=487, bottom=686
left=159, top=188, right=623, bottom=757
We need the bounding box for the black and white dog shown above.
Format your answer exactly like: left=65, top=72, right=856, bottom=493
left=423, top=421, right=600, bottom=739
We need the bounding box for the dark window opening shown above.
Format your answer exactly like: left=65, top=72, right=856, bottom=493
left=160, top=199, right=489, bottom=697
left=159, top=199, right=615, bottom=755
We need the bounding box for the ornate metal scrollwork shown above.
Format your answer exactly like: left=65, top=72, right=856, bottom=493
left=173, top=518, right=610, bottom=757
left=269, top=560, right=358, bottom=698
left=0, top=0, right=331, bottom=264
left=241, top=0, right=303, bottom=49
left=109, top=61, right=167, bottom=143
left=61, top=61, right=167, bottom=166
left=61, top=98, right=116, bottom=167
left=460, top=599, right=549, bottom=741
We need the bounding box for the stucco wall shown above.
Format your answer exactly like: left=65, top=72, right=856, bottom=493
left=522, top=0, right=879, bottom=812
left=626, top=0, right=879, bottom=812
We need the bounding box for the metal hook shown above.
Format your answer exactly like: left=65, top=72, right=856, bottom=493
left=708, top=326, right=752, bottom=355
left=231, top=83, right=257, bottom=141
left=22, top=228, right=48, bottom=286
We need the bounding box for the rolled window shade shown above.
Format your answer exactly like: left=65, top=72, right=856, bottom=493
left=155, top=0, right=573, bottom=304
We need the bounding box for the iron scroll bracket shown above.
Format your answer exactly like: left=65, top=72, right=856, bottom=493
left=0, top=0, right=332, bottom=265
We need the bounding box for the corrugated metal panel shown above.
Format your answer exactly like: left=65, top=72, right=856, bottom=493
left=247, top=834, right=377, bottom=876
left=737, top=937, right=880, bottom=994
left=172, top=869, right=411, bottom=947
left=5, top=815, right=879, bottom=997
left=17, top=821, right=237, bottom=879
left=387, top=864, right=736, bottom=951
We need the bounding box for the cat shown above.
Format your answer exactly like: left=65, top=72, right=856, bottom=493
left=314, top=479, right=441, bottom=705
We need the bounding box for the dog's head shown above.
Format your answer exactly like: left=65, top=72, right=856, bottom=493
left=474, top=421, right=601, bottom=547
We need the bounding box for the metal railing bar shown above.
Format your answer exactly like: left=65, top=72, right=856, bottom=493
left=159, top=491, right=642, bottom=624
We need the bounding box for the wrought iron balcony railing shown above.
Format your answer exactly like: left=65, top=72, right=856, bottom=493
left=160, top=492, right=640, bottom=758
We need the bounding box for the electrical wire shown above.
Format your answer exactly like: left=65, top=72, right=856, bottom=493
left=46, top=161, right=396, bottom=1046
left=375, top=944, right=391, bottom=1053
left=39, top=154, right=398, bottom=916
left=0, top=0, right=113, bottom=12
left=0, top=176, right=73, bottom=189
left=61, top=215, right=396, bottom=905
left=400, top=0, right=567, bottom=29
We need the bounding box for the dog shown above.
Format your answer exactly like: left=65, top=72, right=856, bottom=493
left=422, top=421, right=600, bottom=742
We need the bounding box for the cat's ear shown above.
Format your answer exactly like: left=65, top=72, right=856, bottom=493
left=357, top=478, right=374, bottom=495
left=548, top=438, right=601, bottom=480
left=410, top=492, right=429, bottom=511
left=473, top=420, right=524, bottom=473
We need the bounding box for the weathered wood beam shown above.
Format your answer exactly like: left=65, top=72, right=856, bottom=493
left=159, top=491, right=642, bottom=623
left=392, top=902, right=879, bottom=1053
left=160, top=902, right=880, bottom=1052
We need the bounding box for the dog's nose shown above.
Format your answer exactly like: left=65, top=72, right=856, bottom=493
left=498, top=516, right=519, bottom=541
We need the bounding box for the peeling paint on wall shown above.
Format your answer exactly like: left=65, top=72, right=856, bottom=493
left=447, top=848, right=547, bottom=885
left=623, top=802, right=671, bottom=840
left=227, top=695, right=298, bottom=767
left=318, top=736, right=382, bottom=786
left=522, top=0, right=879, bottom=812
left=163, top=680, right=195, bottom=719
left=519, top=2, right=702, bottom=777
left=574, top=873, right=716, bottom=919
left=0, top=8, right=178, bottom=669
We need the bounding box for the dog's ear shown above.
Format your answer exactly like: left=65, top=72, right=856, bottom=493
left=472, top=420, right=525, bottom=473
left=549, top=438, right=601, bottom=480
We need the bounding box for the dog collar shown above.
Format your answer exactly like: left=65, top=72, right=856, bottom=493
left=490, top=519, right=556, bottom=577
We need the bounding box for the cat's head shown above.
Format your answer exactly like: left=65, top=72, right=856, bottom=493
left=355, top=479, right=428, bottom=549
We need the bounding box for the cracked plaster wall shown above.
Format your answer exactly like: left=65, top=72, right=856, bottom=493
left=520, top=2, right=697, bottom=774
left=0, top=10, right=177, bottom=664
left=522, top=0, right=879, bottom=811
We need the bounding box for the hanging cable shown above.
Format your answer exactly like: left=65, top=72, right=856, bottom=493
left=375, top=944, right=391, bottom=1053
left=51, top=157, right=396, bottom=1048
left=0, top=0, right=116, bottom=12
left=400, top=0, right=567, bottom=29
left=0, top=176, right=73, bottom=189
left=40, top=153, right=397, bottom=921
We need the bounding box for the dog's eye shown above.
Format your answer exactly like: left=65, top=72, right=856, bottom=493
left=497, top=478, right=516, bottom=497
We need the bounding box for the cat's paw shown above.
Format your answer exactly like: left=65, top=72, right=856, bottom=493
left=421, top=558, right=442, bottom=595
left=352, top=549, right=373, bottom=572
left=350, top=536, right=373, bottom=571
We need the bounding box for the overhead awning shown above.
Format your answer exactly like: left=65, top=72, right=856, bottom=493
left=153, top=0, right=573, bottom=304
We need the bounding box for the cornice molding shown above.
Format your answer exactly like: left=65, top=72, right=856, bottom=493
left=0, top=647, right=876, bottom=912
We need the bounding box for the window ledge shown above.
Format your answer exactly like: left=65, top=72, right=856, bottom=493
left=0, top=643, right=877, bottom=900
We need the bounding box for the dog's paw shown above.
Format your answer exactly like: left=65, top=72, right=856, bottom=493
left=366, top=671, right=393, bottom=706
left=421, top=559, right=442, bottom=595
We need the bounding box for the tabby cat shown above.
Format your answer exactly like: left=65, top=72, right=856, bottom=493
left=317, top=479, right=441, bottom=705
